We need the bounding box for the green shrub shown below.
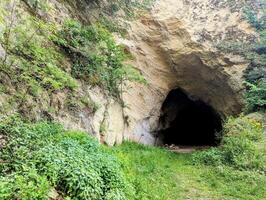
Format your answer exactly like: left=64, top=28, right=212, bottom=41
left=192, top=148, right=223, bottom=166
left=245, top=79, right=266, bottom=112
left=0, top=169, right=50, bottom=200
left=13, top=20, right=78, bottom=92
left=0, top=116, right=129, bottom=199
left=192, top=116, right=266, bottom=173
left=42, top=63, right=78, bottom=91
left=0, top=4, right=78, bottom=96
left=64, top=94, right=100, bottom=113
left=103, top=0, right=155, bottom=18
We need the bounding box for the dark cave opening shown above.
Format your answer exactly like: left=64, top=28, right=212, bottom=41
left=158, top=89, right=223, bottom=146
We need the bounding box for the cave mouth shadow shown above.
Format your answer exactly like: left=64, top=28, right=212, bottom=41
left=157, top=88, right=223, bottom=147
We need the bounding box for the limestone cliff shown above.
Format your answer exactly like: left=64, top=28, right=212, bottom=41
left=119, top=0, right=257, bottom=144
left=0, top=0, right=259, bottom=145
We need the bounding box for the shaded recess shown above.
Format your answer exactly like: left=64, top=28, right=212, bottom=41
left=157, top=89, right=223, bottom=146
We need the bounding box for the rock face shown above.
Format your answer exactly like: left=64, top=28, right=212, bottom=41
left=116, top=0, right=257, bottom=144
left=0, top=0, right=258, bottom=146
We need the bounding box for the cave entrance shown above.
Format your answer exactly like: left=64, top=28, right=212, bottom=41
left=158, top=89, right=222, bottom=147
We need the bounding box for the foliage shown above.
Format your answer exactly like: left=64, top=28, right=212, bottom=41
left=52, top=19, right=145, bottom=98
left=245, top=80, right=266, bottom=111
left=111, top=141, right=266, bottom=200
left=0, top=116, right=129, bottom=200
left=217, top=1, right=266, bottom=112
left=0, top=1, right=147, bottom=117
left=98, top=16, right=128, bottom=37
left=0, top=1, right=78, bottom=96
left=97, top=0, right=155, bottom=39
left=0, top=115, right=265, bottom=199
left=0, top=169, right=50, bottom=200
left=192, top=116, right=266, bottom=173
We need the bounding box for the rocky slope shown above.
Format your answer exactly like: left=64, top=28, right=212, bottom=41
left=119, top=0, right=257, bottom=144
left=0, top=0, right=259, bottom=145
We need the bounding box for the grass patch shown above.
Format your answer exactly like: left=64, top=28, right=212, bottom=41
left=111, top=141, right=266, bottom=200
left=109, top=115, right=266, bottom=200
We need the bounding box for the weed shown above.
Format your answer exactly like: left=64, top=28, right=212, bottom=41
left=0, top=116, right=129, bottom=199
left=192, top=116, right=266, bottom=173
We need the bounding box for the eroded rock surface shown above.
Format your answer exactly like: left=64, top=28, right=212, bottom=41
left=118, top=0, right=257, bottom=144
left=0, top=0, right=258, bottom=145
left=43, top=0, right=256, bottom=145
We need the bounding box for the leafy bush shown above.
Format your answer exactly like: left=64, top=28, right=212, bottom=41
left=65, top=93, right=100, bottom=114
left=243, top=4, right=266, bottom=111
left=0, top=169, right=50, bottom=200
left=245, top=80, right=266, bottom=111
left=192, top=148, right=223, bottom=166
left=0, top=116, right=129, bottom=199
left=12, top=19, right=78, bottom=92
left=0, top=3, right=78, bottom=96
left=192, top=116, right=266, bottom=173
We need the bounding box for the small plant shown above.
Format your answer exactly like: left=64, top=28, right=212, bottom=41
left=192, top=116, right=266, bottom=173
left=0, top=169, right=50, bottom=200
left=0, top=1, right=80, bottom=118
left=245, top=80, right=266, bottom=112
left=0, top=116, right=130, bottom=199
left=0, top=1, right=78, bottom=96
left=103, top=0, right=155, bottom=19
left=244, top=6, right=266, bottom=31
